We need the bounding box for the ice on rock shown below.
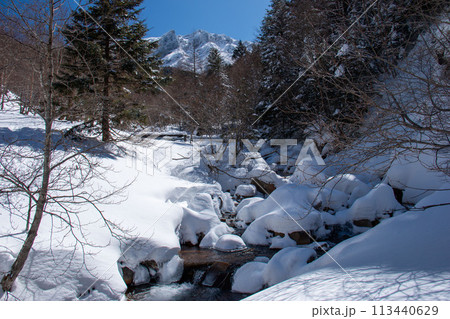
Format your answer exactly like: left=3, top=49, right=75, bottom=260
left=232, top=262, right=267, bottom=293
left=220, top=192, right=236, bottom=213
left=214, top=234, right=247, bottom=252
left=158, top=255, right=184, bottom=284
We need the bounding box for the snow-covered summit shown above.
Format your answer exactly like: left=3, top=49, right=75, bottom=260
left=148, top=30, right=252, bottom=72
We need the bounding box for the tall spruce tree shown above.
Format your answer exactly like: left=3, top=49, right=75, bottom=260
left=232, top=40, right=248, bottom=60
left=257, top=0, right=299, bottom=136
left=207, top=47, right=224, bottom=74
left=58, top=0, right=164, bottom=141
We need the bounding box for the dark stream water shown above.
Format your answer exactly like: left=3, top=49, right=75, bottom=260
left=126, top=245, right=277, bottom=301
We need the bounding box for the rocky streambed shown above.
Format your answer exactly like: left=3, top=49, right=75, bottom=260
left=126, top=245, right=278, bottom=301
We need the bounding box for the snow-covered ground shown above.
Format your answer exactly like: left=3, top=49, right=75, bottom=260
left=1, top=99, right=449, bottom=301
left=247, top=187, right=450, bottom=301
left=0, top=99, right=235, bottom=300
left=1, top=19, right=449, bottom=300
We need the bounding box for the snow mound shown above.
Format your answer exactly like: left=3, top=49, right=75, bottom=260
left=324, top=174, right=371, bottom=205
left=317, top=187, right=349, bottom=212
left=235, top=197, right=264, bottom=214
left=235, top=184, right=257, bottom=197
left=386, top=154, right=447, bottom=204
left=232, top=262, right=267, bottom=294
left=269, top=235, right=298, bottom=249
left=240, top=185, right=324, bottom=245
left=178, top=207, right=222, bottom=246
left=187, top=192, right=219, bottom=216
left=199, top=223, right=233, bottom=249
left=290, top=161, right=328, bottom=186
left=263, top=247, right=317, bottom=286
left=347, top=183, right=404, bottom=222
left=214, top=234, right=247, bottom=252
left=248, top=188, right=450, bottom=301
left=246, top=155, right=287, bottom=188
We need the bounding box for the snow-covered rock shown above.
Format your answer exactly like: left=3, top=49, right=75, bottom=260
left=248, top=188, right=450, bottom=301
left=235, top=184, right=257, bottom=198
left=214, top=234, right=247, bottom=252
left=347, top=183, right=404, bottom=222
left=386, top=154, right=447, bottom=204
left=199, top=223, right=233, bottom=249
left=240, top=184, right=324, bottom=245
left=235, top=197, right=264, bottom=214
left=290, top=160, right=328, bottom=186
left=232, top=262, right=267, bottom=294
left=263, top=247, right=317, bottom=286
left=317, top=187, right=349, bottom=212
left=324, top=174, right=371, bottom=206
left=178, top=207, right=222, bottom=246
left=187, top=193, right=218, bottom=216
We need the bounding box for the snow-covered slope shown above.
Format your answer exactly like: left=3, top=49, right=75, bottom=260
left=247, top=187, right=450, bottom=301
left=148, top=30, right=252, bottom=72
left=0, top=98, right=234, bottom=300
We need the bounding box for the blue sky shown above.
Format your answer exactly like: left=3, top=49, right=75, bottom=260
left=141, top=0, right=271, bottom=41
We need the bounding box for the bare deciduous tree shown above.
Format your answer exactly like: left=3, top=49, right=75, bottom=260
left=0, top=0, right=128, bottom=293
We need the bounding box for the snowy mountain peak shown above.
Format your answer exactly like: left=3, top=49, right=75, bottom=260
left=149, top=30, right=252, bottom=72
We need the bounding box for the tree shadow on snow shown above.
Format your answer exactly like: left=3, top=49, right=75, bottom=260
left=0, top=127, right=116, bottom=159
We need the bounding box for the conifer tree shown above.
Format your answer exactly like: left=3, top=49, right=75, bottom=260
left=232, top=40, right=248, bottom=60
left=207, top=47, right=225, bottom=75
left=257, top=0, right=298, bottom=135
left=58, top=0, right=165, bottom=141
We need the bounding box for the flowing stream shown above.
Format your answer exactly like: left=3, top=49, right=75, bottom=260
left=126, top=245, right=277, bottom=301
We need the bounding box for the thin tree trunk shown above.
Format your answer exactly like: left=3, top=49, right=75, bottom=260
left=101, top=37, right=111, bottom=142
left=1, top=71, right=5, bottom=110
left=1, top=0, right=54, bottom=292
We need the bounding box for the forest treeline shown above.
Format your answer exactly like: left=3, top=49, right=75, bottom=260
left=0, top=0, right=448, bottom=147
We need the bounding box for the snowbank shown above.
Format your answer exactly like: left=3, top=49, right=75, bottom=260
left=0, top=105, right=235, bottom=299
left=247, top=188, right=450, bottom=300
